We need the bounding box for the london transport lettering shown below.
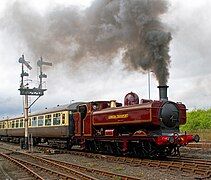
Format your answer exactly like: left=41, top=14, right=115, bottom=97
left=108, top=114, right=129, bottom=119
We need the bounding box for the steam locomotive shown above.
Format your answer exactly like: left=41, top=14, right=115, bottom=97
left=0, top=85, right=199, bottom=158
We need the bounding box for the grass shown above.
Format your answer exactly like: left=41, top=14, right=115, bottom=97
left=189, top=130, right=211, bottom=141
left=114, top=166, right=125, bottom=171
left=86, top=162, right=97, bottom=168
left=180, top=108, right=211, bottom=140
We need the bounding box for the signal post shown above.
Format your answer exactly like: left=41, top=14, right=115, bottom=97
left=18, top=55, right=52, bottom=149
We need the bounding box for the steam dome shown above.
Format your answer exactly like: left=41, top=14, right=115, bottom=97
left=124, top=92, right=139, bottom=106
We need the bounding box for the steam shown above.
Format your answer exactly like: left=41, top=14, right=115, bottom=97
left=2, top=0, right=171, bottom=85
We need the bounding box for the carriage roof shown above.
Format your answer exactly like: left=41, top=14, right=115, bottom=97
left=0, top=102, right=84, bottom=121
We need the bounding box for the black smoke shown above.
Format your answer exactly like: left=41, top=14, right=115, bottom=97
left=2, top=0, right=171, bottom=85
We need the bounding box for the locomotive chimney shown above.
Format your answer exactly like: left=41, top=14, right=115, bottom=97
left=157, top=85, right=169, bottom=101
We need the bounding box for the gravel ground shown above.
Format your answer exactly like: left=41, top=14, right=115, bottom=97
left=0, top=156, right=33, bottom=180
left=180, top=147, right=211, bottom=159
left=39, top=153, right=196, bottom=180
left=0, top=142, right=210, bottom=179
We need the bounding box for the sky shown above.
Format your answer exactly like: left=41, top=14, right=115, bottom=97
left=0, top=0, right=211, bottom=118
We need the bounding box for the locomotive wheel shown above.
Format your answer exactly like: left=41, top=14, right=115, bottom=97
left=97, top=141, right=113, bottom=154
left=85, top=140, right=122, bottom=156
left=129, top=142, right=146, bottom=158
left=170, top=146, right=181, bottom=157
left=84, top=140, right=177, bottom=158
left=112, top=142, right=122, bottom=155
left=129, top=141, right=170, bottom=159
left=85, top=140, right=97, bottom=152
left=102, top=141, right=122, bottom=155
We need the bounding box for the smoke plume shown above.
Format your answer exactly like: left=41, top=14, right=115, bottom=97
left=2, top=0, right=171, bottom=85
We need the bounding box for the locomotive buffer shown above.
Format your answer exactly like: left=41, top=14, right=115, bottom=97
left=18, top=55, right=52, bottom=149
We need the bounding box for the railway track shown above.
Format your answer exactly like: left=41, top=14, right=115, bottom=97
left=57, top=150, right=211, bottom=179
left=0, top=145, right=141, bottom=180
left=187, top=141, right=211, bottom=149
left=35, top=144, right=211, bottom=179
left=2, top=152, right=99, bottom=180
left=0, top=152, right=45, bottom=180
left=1, top=142, right=211, bottom=179
left=0, top=157, right=15, bottom=180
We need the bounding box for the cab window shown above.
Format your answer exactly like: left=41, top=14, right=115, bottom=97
left=32, top=117, right=37, bottom=127
left=45, top=115, right=52, bottom=126
left=53, top=113, right=61, bottom=125
left=38, top=116, right=44, bottom=126
left=79, top=105, right=87, bottom=120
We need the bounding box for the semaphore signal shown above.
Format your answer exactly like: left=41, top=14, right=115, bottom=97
left=18, top=54, right=52, bottom=150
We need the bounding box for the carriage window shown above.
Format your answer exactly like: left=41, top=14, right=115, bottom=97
left=32, top=117, right=37, bottom=127
left=20, top=119, right=24, bottom=128
left=53, top=113, right=61, bottom=125
left=3, top=122, right=5, bottom=129
left=45, top=115, right=52, bottom=126
left=12, top=121, right=15, bottom=128
left=79, top=105, right=87, bottom=120
left=28, top=118, right=31, bottom=127
left=38, top=116, right=44, bottom=126
left=0, top=123, right=2, bottom=129
left=15, top=120, right=19, bottom=128
left=62, top=114, right=65, bottom=124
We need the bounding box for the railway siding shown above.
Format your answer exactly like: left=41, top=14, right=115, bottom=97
left=0, top=152, right=44, bottom=179
left=0, top=145, right=143, bottom=180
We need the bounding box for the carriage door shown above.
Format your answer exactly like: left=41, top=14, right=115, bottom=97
left=78, top=105, right=87, bottom=136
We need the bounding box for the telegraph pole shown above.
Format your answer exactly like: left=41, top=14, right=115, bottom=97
left=148, top=70, right=151, bottom=99
left=24, top=94, right=29, bottom=148
left=18, top=55, right=52, bottom=149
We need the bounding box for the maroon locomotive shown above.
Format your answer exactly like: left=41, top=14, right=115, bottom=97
left=0, top=85, right=199, bottom=158
left=72, top=85, right=199, bottom=157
